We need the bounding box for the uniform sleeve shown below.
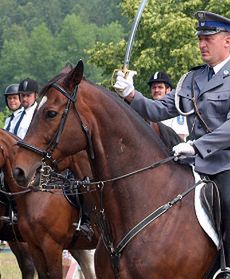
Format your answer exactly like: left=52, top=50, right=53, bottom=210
left=130, top=89, right=179, bottom=122
left=194, top=119, right=230, bottom=159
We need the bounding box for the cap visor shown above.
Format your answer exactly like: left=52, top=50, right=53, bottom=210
left=196, top=30, right=220, bottom=36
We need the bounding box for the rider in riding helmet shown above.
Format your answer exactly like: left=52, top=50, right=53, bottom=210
left=4, top=84, right=24, bottom=134
left=16, top=78, right=39, bottom=139
left=147, top=71, right=188, bottom=141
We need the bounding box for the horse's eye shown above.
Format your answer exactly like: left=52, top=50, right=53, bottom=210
left=46, top=111, right=58, bottom=118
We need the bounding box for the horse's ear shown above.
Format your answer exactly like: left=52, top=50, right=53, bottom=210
left=65, top=60, right=84, bottom=87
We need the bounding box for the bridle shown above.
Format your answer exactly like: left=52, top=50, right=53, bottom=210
left=16, top=79, right=203, bottom=279
left=17, top=81, right=95, bottom=168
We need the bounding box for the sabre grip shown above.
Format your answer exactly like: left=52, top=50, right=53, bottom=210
left=111, top=68, right=137, bottom=87
left=113, top=69, right=137, bottom=98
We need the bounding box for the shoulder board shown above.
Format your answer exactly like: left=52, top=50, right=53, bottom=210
left=189, top=64, right=206, bottom=71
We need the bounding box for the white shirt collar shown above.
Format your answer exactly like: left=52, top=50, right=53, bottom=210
left=213, top=55, right=230, bottom=74
left=13, top=107, right=24, bottom=116
left=25, top=101, right=37, bottom=113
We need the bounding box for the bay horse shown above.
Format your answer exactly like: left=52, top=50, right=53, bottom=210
left=0, top=129, right=97, bottom=279
left=0, top=201, right=36, bottom=279
left=13, top=61, right=218, bottom=278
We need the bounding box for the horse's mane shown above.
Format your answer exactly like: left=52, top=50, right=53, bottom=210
left=157, top=122, right=183, bottom=148
left=39, top=73, right=63, bottom=98
left=89, top=82, right=173, bottom=154
left=38, top=65, right=180, bottom=154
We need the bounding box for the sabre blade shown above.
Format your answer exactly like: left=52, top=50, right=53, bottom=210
left=123, top=0, right=149, bottom=72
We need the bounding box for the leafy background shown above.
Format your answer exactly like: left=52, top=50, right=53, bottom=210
left=0, top=0, right=229, bottom=126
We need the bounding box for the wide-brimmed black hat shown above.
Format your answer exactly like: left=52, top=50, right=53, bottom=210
left=195, top=11, right=230, bottom=36
left=18, top=78, right=38, bottom=93
left=147, top=72, right=173, bottom=89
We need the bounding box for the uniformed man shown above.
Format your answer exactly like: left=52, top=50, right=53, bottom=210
left=114, top=11, right=230, bottom=278
left=17, top=78, right=39, bottom=139
left=3, top=84, right=24, bottom=134
left=148, top=71, right=188, bottom=140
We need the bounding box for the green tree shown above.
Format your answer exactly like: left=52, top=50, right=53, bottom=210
left=56, top=14, right=125, bottom=82
left=87, top=0, right=230, bottom=96
left=0, top=106, right=10, bottom=128
left=0, top=0, right=128, bottom=111
left=71, top=0, right=127, bottom=27
left=26, top=23, right=61, bottom=84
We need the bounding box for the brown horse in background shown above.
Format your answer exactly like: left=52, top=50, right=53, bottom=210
left=0, top=201, right=36, bottom=279
left=0, top=129, right=97, bottom=279
left=13, top=61, right=218, bottom=278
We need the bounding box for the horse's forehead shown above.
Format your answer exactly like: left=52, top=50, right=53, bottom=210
left=40, top=86, right=67, bottom=105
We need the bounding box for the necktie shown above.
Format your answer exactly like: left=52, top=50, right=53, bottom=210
left=208, top=67, right=214, bottom=81
left=14, top=109, right=26, bottom=135
left=5, top=114, right=14, bottom=131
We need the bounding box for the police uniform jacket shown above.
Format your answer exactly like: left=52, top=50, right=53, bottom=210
left=131, top=59, right=230, bottom=175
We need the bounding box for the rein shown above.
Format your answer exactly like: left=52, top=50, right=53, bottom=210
left=103, top=178, right=204, bottom=275
left=0, top=188, right=32, bottom=197
left=37, top=155, right=176, bottom=192
left=15, top=80, right=202, bottom=278
left=38, top=155, right=202, bottom=279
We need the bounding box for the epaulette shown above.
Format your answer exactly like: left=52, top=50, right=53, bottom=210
left=189, top=64, right=206, bottom=71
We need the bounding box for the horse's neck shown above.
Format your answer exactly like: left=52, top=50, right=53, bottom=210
left=88, top=106, right=167, bottom=180
left=80, top=90, right=196, bottom=242
left=1, top=137, right=23, bottom=195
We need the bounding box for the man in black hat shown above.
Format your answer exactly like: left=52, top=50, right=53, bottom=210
left=148, top=71, right=188, bottom=140
left=148, top=71, right=173, bottom=100
left=16, top=78, right=39, bottom=139
left=114, top=11, right=230, bottom=278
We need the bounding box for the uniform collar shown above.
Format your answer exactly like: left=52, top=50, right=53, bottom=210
left=194, top=59, right=230, bottom=96
left=212, top=55, right=230, bottom=74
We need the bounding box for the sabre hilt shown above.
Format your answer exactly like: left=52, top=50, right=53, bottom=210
left=111, top=65, right=134, bottom=87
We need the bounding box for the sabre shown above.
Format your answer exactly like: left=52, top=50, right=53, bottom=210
left=112, top=0, right=149, bottom=84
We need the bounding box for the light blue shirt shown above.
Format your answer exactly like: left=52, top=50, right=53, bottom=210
left=4, top=107, right=24, bottom=134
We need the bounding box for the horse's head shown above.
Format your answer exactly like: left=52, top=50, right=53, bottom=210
left=0, top=129, right=25, bottom=192
left=0, top=129, right=18, bottom=169
left=13, top=60, right=91, bottom=186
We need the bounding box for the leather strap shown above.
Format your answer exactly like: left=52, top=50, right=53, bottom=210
left=191, top=71, right=212, bottom=133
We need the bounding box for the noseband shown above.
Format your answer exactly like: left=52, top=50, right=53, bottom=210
left=17, top=82, right=95, bottom=167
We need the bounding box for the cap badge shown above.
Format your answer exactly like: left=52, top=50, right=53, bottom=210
left=177, top=115, right=185, bottom=125
left=223, top=70, right=230, bottom=78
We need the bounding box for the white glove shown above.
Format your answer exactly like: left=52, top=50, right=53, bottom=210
left=114, top=70, right=137, bottom=98
left=172, top=141, right=195, bottom=156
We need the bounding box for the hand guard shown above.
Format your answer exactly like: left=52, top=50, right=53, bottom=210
left=172, top=141, right=195, bottom=156
left=113, top=70, right=137, bottom=98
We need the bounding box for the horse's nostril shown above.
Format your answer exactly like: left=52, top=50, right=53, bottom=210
left=13, top=167, right=26, bottom=184
left=13, top=167, right=24, bottom=177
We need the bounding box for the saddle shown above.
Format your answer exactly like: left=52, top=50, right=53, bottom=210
left=200, top=178, right=222, bottom=247
left=62, top=169, right=80, bottom=209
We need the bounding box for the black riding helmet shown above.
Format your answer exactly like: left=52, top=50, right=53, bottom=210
left=147, top=72, right=173, bottom=89
left=4, top=84, right=20, bottom=108
left=18, top=78, right=38, bottom=93
left=4, top=84, right=19, bottom=96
